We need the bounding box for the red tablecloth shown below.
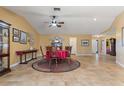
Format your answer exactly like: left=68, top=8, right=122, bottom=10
left=46, top=50, right=68, bottom=60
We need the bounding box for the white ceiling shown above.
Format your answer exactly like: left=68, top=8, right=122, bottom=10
left=4, top=6, right=124, bottom=35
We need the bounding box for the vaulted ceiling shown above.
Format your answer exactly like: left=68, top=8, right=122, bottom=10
left=4, top=6, right=124, bottom=35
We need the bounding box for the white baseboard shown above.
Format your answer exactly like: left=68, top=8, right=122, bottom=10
left=116, top=60, right=124, bottom=68
left=22, top=58, right=32, bottom=62
left=10, top=62, right=20, bottom=68
left=10, top=57, right=38, bottom=68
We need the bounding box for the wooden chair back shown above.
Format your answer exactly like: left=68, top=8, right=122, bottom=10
left=56, top=46, right=62, bottom=50
left=65, top=46, right=72, bottom=57
left=46, top=46, right=52, bottom=51
left=40, top=46, right=44, bottom=57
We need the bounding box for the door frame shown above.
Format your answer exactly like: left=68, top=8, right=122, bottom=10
left=69, top=37, right=77, bottom=55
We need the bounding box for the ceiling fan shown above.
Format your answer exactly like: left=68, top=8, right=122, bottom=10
left=45, top=15, right=64, bottom=28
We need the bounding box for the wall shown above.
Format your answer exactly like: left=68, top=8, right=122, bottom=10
left=39, top=34, right=92, bottom=54
left=77, top=35, right=92, bottom=54
left=0, top=7, right=93, bottom=66
left=92, top=27, right=116, bottom=55
left=102, top=11, right=124, bottom=67
left=0, top=7, right=41, bottom=65
left=111, top=12, right=124, bottom=67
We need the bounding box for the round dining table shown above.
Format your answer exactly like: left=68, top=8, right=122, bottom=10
left=45, top=50, right=69, bottom=60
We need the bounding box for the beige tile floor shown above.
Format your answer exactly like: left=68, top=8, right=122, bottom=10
left=0, top=54, right=124, bottom=86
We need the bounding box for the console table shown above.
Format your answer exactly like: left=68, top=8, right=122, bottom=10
left=16, top=49, right=38, bottom=64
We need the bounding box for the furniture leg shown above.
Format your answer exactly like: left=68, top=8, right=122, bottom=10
left=55, top=59, right=58, bottom=68
left=35, top=52, right=37, bottom=59
left=25, top=53, right=26, bottom=62
left=49, top=61, right=51, bottom=68
left=49, top=59, right=52, bottom=70
left=32, top=52, right=33, bottom=60
left=68, top=58, right=71, bottom=64
left=20, top=55, right=22, bottom=64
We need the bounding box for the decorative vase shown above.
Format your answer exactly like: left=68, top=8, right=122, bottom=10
left=30, top=46, right=33, bottom=50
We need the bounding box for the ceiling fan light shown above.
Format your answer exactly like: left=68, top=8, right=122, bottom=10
left=52, top=23, right=57, bottom=26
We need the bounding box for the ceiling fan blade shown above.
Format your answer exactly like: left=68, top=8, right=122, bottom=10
left=49, top=24, right=52, bottom=27
left=58, top=22, right=64, bottom=24
left=57, top=25, right=61, bottom=27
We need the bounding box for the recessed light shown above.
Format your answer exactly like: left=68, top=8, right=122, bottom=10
left=93, top=18, right=96, bottom=21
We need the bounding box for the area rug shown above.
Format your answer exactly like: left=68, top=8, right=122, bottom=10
left=32, top=59, right=80, bottom=73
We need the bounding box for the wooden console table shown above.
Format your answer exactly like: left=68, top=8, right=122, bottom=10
left=16, top=49, right=38, bottom=64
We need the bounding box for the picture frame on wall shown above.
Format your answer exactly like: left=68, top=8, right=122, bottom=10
left=81, top=40, right=89, bottom=47
left=122, top=27, right=124, bottom=47
left=12, top=28, right=20, bottom=42
left=20, top=31, right=27, bottom=44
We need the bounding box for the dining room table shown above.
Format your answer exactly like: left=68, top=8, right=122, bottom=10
left=45, top=50, right=69, bottom=62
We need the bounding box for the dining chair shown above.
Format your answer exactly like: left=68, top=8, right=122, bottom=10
left=40, top=46, right=46, bottom=59
left=50, top=47, right=58, bottom=67
left=65, top=46, right=72, bottom=56
left=46, top=46, right=52, bottom=51
left=40, top=46, right=53, bottom=68
left=65, top=46, right=72, bottom=64
left=59, top=46, right=63, bottom=50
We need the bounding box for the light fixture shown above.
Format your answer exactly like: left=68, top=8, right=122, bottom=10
left=52, top=23, right=57, bottom=26
left=48, top=15, right=63, bottom=28
left=93, top=18, right=97, bottom=21
left=51, top=19, right=57, bottom=27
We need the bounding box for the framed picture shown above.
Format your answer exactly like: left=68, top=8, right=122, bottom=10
left=81, top=40, right=89, bottom=47
left=20, top=31, right=27, bottom=44
left=122, top=27, right=124, bottom=47
left=12, top=28, right=20, bottom=42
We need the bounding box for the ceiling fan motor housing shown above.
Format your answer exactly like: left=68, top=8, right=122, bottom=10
left=48, top=15, right=64, bottom=27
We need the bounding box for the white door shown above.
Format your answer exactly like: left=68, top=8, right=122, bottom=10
left=101, top=40, right=106, bottom=55
left=69, top=37, right=77, bottom=54
left=92, top=39, right=98, bottom=53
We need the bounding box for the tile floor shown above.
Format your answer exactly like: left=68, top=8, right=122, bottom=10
left=0, top=54, right=124, bottom=86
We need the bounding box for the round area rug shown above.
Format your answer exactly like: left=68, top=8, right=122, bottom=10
left=32, top=59, right=80, bottom=73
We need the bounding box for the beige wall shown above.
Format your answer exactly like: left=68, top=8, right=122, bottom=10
left=0, top=7, right=93, bottom=66
left=102, top=11, right=124, bottom=66
left=111, top=12, right=124, bottom=66
left=0, top=7, right=41, bottom=65
left=40, top=34, right=92, bottom=54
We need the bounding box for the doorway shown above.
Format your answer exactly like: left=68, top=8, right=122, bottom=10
left=69, top=37, right=77, bottom=55
left=92, top=39, right=99, bottom=54
left=106, top=38, right=116, bottom=56
left=101, top=40, right=106, bottom=55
